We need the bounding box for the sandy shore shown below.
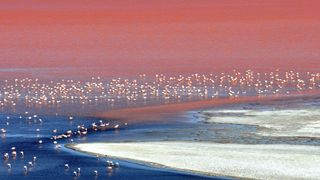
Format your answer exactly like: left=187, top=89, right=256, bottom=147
left=68, top=141, right=320, bottom=180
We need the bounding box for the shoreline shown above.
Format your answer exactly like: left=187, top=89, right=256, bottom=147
left=65, top=143, right=230, bottom=179
left=93, top=90, right=320, bottom=122
left=66, top=142, right=320, bottom=180
left=64, top=92, right=320, bottom=179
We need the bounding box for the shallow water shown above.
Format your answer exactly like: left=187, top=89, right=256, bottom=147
left=199, top=96, right=320, bottom=145
left=0, top=114, right=224, bottom=180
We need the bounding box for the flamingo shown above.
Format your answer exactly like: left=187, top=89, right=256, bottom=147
left=20, top=151, right=24, bottom=158
left=23, top=165, right=28, bottom=172
left=12, top=151, right=17, bottom=157
left=77, top=167, right=81, bottom=176
left=94, top=170, right=98, bottom=176
left=0, top=128, right=6, bottom=133
left=3, top=153, right=9, bottom=160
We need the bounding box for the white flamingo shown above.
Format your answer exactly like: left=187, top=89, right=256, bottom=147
left=94, top=170, right=98, bottom=176
left=20, top=151, right=24, bottom=158
left=3, top=153, right=9, bottom=160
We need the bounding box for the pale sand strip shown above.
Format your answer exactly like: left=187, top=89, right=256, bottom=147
left=70, top=142, right=320, bottom=179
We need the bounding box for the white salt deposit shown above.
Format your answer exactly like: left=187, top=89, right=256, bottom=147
left=73, top=142, right=320, bottom=179
left=202, top=108, right=320, bottom=137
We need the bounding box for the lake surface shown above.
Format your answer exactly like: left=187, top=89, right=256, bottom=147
left=1, top=95, right=319, bottom=179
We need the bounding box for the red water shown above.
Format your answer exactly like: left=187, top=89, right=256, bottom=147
left=0, top=0, right=319, bottom=78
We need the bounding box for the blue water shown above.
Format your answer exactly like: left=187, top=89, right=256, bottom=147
left=2, top=96, right=319, bottom=179
left=0, top=114, right=225, bottom=180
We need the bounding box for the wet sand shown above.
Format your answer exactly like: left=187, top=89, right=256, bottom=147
left=94, top=96, right=273, bottom=122
left=68, top=142, right=320, bottom=180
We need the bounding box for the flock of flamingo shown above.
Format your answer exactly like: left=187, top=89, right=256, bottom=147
left=1, top=112, right=124, bottom=177
left=3, top=147, right=37, bottom=175
left=0, top=70, right=319, bottom=110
